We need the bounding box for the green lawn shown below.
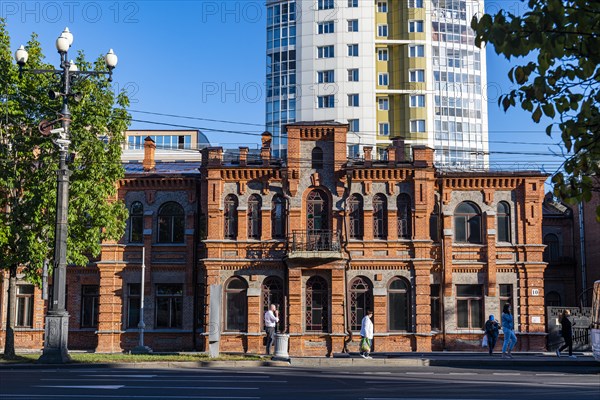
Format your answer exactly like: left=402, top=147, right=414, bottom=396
left=0, top=353, right=263, bottom=364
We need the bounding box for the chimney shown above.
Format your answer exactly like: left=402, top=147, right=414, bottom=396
left=364, top=146, right=373, bottom=167
left=261, top=146, right=271, bottom=166
left=412, top=146, right=434, bottom=167
left=387, top=145, right=396, bottom=163
left=392, top=138, right=405, bottom=162
left=208, top=147, right=224, bottom=166
left=239, top=147, right=249, bottom=166
left=261, top=131, right=272, bottom=149
left=261, top=131, right=272, bottom=166
left=142, top=136, right=156, bottom=171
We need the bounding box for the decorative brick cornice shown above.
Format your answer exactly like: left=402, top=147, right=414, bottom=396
left=220, top=168, right=281, bottom=182
left=119, top=177, right=197, bottom=190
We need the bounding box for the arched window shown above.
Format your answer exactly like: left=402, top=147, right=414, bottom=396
left=262, top=276, right=284, bottom=330
left=248, top=194, right=262, bottom=240
left=388, top=277, right=411, bottom=331
left=349, top=276, right=373, bottom=331
left=430, top=201, right=440, bottom=242
left=306, top=276, right=329, bottom=332
left=348, top=194, right=364, bottom=239
left=397, top=194, right=412, bottom=239
left=312, top=147, right=324, bottom=169
left=157, top=202, right=185, bottom=243
left=497, top=202, right=511, bottom=243
left=373, top=194, right=387, bottom=239
left=546, top=291, right=561, bottom=307
left=307, top=189, right=329, bottom=232
left=224, top=195, right=238, bottom=240
left=454, top=202, right=482, bottom=244
left=225, top=277, right=247, bottom=331
left=129, top=201, right=144, bottom=243
left=543, top=233, right=560, bottom=262
left=271, top=195, right=286, bottom=239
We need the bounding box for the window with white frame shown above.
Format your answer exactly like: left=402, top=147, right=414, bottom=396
left=348, top=19, right=359, bottom=32
left=408, top=0, right=424, bottom=8
left=409, top=20, right=424, bottom=33
left=378, top=98, right=389, bottom=110
left=409, top=45, right=424, bottom=57
left=318, top=95, right=335, bottom=108
left=409, top=69, right=425, bottom=82
left=318, top=0, right=335, bottom=10
left=410, top=119, right=425, bottom=132
left=317, top=45, right=335, bottom=58
left=378, top=73, right=389, bottom=86
left=348, top=94, right=360, bottom=107
left=379, top=122, right=390, bottom=136
left=348, top=0, right=358, bottom=7
left=348, top=44, right=359, bottom=56
left=410, top=94, right=425, bottom=107
left=377, top=1, right=388, bottom=12
left=378, top=24, right=388, bottom=37
left=318, top=21, right=335, bottom=34
left=16, top=285, right=34, bottom=328
left=348, top=68, right=359, bottom=82
left=378, top=48, right=388, bottom=61
left=317, top=70, right=335, bottom=83
left=348, top=119, right=360, bottom=132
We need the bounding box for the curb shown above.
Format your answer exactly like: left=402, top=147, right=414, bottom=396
left=0, top=360, right=291, bottom=369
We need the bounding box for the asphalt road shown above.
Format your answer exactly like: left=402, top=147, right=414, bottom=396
left=0, top=365, right=598, bottom=400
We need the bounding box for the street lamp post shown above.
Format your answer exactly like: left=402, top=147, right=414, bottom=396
left=15, top=28, right=118, bottom=364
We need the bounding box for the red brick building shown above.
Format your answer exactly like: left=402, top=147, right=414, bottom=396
left=1, top=122, right=549, bottom=354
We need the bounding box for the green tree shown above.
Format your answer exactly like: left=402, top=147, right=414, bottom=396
left=471, top=0, right=600, bottom=219
left=0, top=20, right=130, bottom=359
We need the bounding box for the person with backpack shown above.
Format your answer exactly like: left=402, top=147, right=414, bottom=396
left=484, top=315, right=500, bottom=355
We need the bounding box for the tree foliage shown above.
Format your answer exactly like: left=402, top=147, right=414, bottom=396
left=472, top=0, right=600, bottom=219
left=0, top=19, right=131, bottom=284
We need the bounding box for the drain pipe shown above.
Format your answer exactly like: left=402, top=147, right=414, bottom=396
left=438, top=178, right=447, bottom=350
left=341, top=164, right=354, bottom=353
left=281, top=165, right=292, bottom=334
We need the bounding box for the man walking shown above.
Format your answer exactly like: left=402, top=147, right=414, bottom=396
left=264, top=304, right=279, bottom=355
left=359, top=310, right=374, bottom=359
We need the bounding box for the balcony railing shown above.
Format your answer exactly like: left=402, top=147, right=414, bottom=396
left=288, top=230, right=343, bottom=259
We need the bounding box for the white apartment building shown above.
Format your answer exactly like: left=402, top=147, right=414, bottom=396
left=266, top=0, right=489, bottom=168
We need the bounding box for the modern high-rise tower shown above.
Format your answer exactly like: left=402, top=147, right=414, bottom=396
left=266, top=0, right=488, bottom=168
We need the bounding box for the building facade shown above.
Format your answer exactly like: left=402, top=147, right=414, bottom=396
left=0, top=122, right=546, bottom=354
left=266, top=0, right=489, bottom=168
left=542, top=191, right=600, bottom=308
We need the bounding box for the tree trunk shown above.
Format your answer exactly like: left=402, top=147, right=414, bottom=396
left=3, top=264, right=17, bottom=359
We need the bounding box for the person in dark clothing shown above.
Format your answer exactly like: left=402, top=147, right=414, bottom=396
left=484, top=315, right=500, bottom=355
left=556, top=309, right=576, bottom=358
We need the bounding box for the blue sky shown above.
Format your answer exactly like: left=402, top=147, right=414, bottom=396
left=4, top=0, right=563, bottom=189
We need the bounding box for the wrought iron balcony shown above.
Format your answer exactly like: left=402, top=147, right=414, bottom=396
left=288, top=230, right=343, bottom=259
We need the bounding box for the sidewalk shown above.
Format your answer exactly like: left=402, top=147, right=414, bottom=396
left=0, top=351, right=597, bottom=369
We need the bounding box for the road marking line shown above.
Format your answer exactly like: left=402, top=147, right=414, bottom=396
left=405, top=372, right=434, bottom=375
left=6, top=396, right=260, bottom=399
left=81, top=375, right=157, bottom=378
left=492, top=372, right=521, bottom=375
left=41, top=379, right=285, bottom=383
left=122, top=386, right=261, bottom=390
left=35, top=385, right=124, bottom=390
left=535, top=373, right=566, bottom=376
left=448, top=372, right=478, bottom=375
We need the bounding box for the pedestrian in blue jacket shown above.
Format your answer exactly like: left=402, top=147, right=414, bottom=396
left=501, top=303, right=517, bottom=359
